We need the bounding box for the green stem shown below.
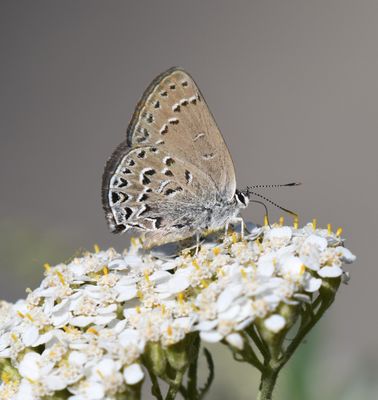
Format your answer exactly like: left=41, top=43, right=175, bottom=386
left=165, top=370, right=184, bottom=400
left=148, top=369, right=163, bottom=400
left=187, top=341, right=200, bottom=399
left=124, top=383, right=142, bottom=400
left=246, top=325, right=270, bottom=360
left=242, top=339, right=264, bottom=371
left=256, top=284, right=339, bottom=399
left=257, top=367, right=279, bottom=400
left=277, top=296, right=336, bottom=368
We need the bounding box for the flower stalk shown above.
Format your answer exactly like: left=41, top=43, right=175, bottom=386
left=254, top=277, right=341, bottom=399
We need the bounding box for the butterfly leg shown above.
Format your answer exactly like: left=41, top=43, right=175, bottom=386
left=224, top=221, right=230, bottom=237
left=227, top=217, right=246, bottom=239
left=195, top=231, right=201, bottom=255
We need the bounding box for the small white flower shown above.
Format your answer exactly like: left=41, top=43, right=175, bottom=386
left=280, top=256, right=304, bottom=279
left=0, top=221, right=354, bottom=399
left=336, top=246, right=356, bottom=263
left=318, top=265, right=343, bottom=278
left=304, top=277, right=322, bottom=292
left=19, top=351, right=42, bottom=381
left=264, top=314, right=286, bottom=333
left=200, top=330, right=224, bottom=343
left=265, top=226, right=292, bottom=248
left=257, top=253, right=276, bottom=277
left=123, top=363, right=144, bottom=385
left=225, top=332, right=244, bottom=350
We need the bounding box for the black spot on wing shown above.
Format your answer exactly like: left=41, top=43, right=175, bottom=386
left=125, top=207, right=133, bottom=220
left=164, top=157, right=175, bottom=166
left=154, top=217, right=162, bottom=229
left=137, top=150, right=146, bottom=159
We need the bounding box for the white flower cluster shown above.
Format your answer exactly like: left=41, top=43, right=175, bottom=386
left=0, top=223, right=355, bottom=399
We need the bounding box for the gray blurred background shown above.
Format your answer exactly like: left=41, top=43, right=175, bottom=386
left=0, top=1, right=377, bottom=398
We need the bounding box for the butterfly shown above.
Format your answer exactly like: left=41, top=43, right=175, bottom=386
left=101, top=67, right=251, bottom=248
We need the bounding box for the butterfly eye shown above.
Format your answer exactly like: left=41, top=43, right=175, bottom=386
left=236, top=191, right=248, bottom=207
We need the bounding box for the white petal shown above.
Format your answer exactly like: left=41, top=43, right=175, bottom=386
left=300, top=250, right=321, bottom=271
left=336, top=247, right=356, bottom=263
left=116, top=284, right=138, bottom=302
left=226, top=333, right=244, bottom=350
left=257, top=254, right=275, bottom=277
left=84, top=381, right=105, bottom=399
left=51, top=302, right=71, bottom=326
left=123, top=363, right=144, bottom=385
left=161, top=260, right=178, bottom=270
left=52, top=298, right=70, bottom=312
left=96, top=358, right=117, bottom=378
left=0, top=334, right=11, bottom=351
left=97, top=304, right=117, bottom=314
left=268, top=227, right=292, bottom=241
left=236, top=317, right=254, bottom=331
left=117, top=275, right=138, bottom=286
left=108, top=259, right=128, bottom=270
left=149, top=270, right=171, bottom=284
left=94, top=313, right=116, bottom=326
left=33, top=330, right=54, bottom=346
left=200, top=330, right=223, bottom=343
left=123, top=255, right=143, bottom=269
left=21, top=325, right=39, bottom=346
left=119, top=329, right=140, bottom=347
left=166, top=271, right=191, bottom=293
left=45, top=374, right=67, bottom=391
left=281, top=256, right=304, bottom=276
left=112, top=319, right=127, bottom=333
left=51, top=312, right=71, bottom=327
left=292, top=293, right=311, bottom=303
left=304, top=277, right=322, bottom=292
left=264, top=315, right=286, bottom=333
left=19, top=352, right=41, bottom=380
left=14, top=379, right=34, bottom=400
left=218, top=304, right=241, bottom=320
left=70, top=316, right=94, bottom=327
left=217, top=285, right=243, bottom=313
left=304, top=235, right=328, bottom=251
left=318, top=266, right=343, bottom=277
left=68, top=351, right=87, bottom=366
left=196, top=320, right=218, bottom=331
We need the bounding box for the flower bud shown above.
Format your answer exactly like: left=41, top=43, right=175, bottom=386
left=143, top=341, right=167, bottom=377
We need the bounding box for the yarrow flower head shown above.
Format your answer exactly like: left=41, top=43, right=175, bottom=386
left=0, top=221, right=355, bottom=400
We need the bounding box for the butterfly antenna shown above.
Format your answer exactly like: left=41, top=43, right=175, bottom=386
left=248, top=182, right=301, bottom=189
left=246, top=188, right=298, bottom=218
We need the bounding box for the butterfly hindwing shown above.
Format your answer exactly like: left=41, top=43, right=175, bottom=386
left=102, top=144, right=218, bottom=237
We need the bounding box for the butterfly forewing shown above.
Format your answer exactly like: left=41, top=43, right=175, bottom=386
left=102, top=67, right=237, bottom=246
left=127, top=68, right=236, bottom=199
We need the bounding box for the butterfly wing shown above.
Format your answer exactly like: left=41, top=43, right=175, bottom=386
left=102, top=67, right=237, bottom=246
left=102, top=142, right=218, bottom=246
left=126, top=67, right=236, bottom=200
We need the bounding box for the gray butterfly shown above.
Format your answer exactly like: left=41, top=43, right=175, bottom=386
left=102, top=67, right=249, bottom=248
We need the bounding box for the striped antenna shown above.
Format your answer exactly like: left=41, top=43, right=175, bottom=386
left=245, top=188, right=298, bottom=218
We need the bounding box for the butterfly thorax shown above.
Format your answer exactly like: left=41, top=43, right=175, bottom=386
left=204, top=190, right=249, bottom=232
